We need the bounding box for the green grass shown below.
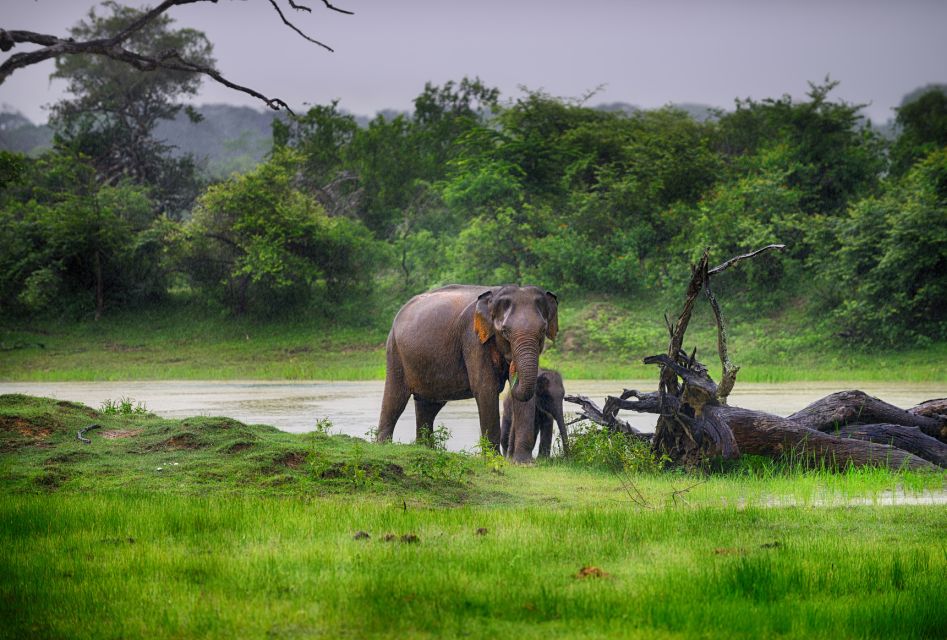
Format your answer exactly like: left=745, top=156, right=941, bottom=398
left=1, top=394, right=945, bottom=638
left=2, top=294, right=946, bottom=382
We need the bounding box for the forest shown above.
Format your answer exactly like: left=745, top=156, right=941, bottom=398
left=1, top=3, right=945, bottom=352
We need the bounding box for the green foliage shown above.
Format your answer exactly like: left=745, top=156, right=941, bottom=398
left=415, top=424, right=452, bottom=451
left=0, top=151, right=168, bottom=317
left=408, top=449, right=471, bottom=483
left=6, top=72, right=945, bottom=345
left=343, top=440, right=377, bottom=489
left=99, top=396, right=147, bottom=416
left=715, top=79, right=885, bottom=216
left=179, top=148, right=380, bottom=315
left=311, top=416, right=334, bottom=437
left=889, top=86, right=947, bottom=176
left=827, top=148, right=947, bottom=345
left=474, top=436, right=507, bottom=474
left=568, top=421, right=668, bottom=474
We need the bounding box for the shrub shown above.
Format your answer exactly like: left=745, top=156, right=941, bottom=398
left=568, top=421, right=667, bottom=473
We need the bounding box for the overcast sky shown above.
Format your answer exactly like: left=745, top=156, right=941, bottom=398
left=2, top=0, right=946, bottom=125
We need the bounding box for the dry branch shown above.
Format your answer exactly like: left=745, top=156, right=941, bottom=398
left=0, top=0, right=353, bottom=113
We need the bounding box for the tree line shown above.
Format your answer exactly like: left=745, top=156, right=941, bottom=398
left=0, top=3, right=944, bottom=345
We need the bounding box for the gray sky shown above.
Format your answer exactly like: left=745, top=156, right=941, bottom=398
left=2, top=0, right=946, bottom=124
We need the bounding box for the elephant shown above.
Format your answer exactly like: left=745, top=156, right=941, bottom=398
left=376, top=284, right=559, bottom=462
left=501, top=368, right=569, bottom=459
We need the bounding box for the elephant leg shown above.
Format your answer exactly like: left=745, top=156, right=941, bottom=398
left=509, top=396, right=537, bottom=463
left=474, top=392, right=502, bottom=452
left=414, top=397, right=446, bottom=444
left=500, top=404, right=512, bottom=456
left=377, top=354, right=410, bottom=443
left=537, top=414, right=553, bottom=458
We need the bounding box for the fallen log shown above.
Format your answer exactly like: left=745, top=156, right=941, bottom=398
left=834, top=424, right=947, bottom=468
left=569, top=394, right=938, bottom=470
left=564, top=244, right=946, bottom=471
left=789, top=390, right=946, bottom=442
left=717, top=407, right=936, bottom=471
left=909, top=398, right=947, bottom=425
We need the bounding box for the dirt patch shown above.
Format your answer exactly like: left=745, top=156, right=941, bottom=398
left=35, top=470, right=67, bottom=489
left=713, top=547, right=746, bottom=556
left=0, top=415, right=55, bottom=439
left=277, top=451, right=306, bottom=468
left=575, top=566, right=610, bottom=579
left=319, top=461, right=404, bottom=479
left=159, top=433, right=204, bottom=450
left=101, top=429, right=143, bottom=439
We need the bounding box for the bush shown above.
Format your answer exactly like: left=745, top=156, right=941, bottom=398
left=179, top=149, right=382, bottom=315
left=827, top=148, right=947, bottom=345
left=568, top=421, right=667, bottom=474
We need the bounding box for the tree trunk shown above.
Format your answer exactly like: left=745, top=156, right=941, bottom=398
left=834, top=424, right=947, bottom=467
left=716, top=406, right=936, bottom=471
left=788, top=390, right=946, bottom=442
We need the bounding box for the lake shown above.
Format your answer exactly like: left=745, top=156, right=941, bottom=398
left=1, top=379, right=943, bottom=452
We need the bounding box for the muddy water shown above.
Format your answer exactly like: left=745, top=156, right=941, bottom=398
left=1, top=380, right=943, bottom=452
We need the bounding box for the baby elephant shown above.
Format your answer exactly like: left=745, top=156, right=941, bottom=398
left=501, top=369, right=569, bottom=458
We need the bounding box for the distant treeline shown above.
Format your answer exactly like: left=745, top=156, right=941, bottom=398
left=1, top=78, right=945, bottom=345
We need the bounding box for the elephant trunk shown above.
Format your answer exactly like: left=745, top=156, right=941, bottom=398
left=508, top=332, right=542, bottom=463
left=555, top=406, right=569, bottom=457
left=509, top=332, right=541, bottom=403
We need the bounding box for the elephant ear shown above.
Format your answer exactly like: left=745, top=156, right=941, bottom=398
left=545, top=291, right=559, bottom=340
left=474, top=290, right=495, bottom=344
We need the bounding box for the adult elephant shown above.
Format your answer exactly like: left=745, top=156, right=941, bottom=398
left=501, top=369, right=569, bottom=459
left=376, top=284, right=559, bottom=462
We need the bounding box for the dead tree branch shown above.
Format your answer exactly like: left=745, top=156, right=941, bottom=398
left=0, top=0, right=354, bottom=113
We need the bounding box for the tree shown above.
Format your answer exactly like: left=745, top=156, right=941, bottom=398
left=49, top=1, right=212, bottom=216
left=0, top=150, right=166, bottom=319
left=1, top=0, right=353, bottom=113
left=889, top=85, right=947, bottom=177
left=715, top=79, right=884, bottom=216
left=827, top=148, right=947, bottom=345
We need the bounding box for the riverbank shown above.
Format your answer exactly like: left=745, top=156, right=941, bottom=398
left=1, top=395, right=945, bottom=639
left=3, top=297, right=945, bottom=382
left=1, top=379, right=944, bottom=451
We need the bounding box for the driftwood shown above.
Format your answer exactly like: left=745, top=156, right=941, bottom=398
left=566, top=245, right=946, bottom=471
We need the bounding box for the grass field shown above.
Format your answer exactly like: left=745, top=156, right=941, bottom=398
left=2, top=295, right=945, bottom=383
left=1, top=395, right=945, bottom=639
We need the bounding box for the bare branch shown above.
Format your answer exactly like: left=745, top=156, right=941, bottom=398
left=319, top=1, right=355, bottom=15
left=0, top=0, right=353, bottom=112
left=704, top=281, right=740, bottom=404
left=267, top=0, right=334, bottom=52
left=708, top=243, right=786, bottom=275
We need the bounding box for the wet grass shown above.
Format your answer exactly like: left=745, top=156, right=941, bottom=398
left=2, top=295, right=944, bottom=383
left=1, top=394, right=945, bottom=638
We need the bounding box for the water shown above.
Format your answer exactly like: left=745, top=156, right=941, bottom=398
left=1, top=379, right=943, bottom=452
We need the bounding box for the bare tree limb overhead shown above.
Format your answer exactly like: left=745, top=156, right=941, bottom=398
left=0, top=0, right=355, bottom=113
